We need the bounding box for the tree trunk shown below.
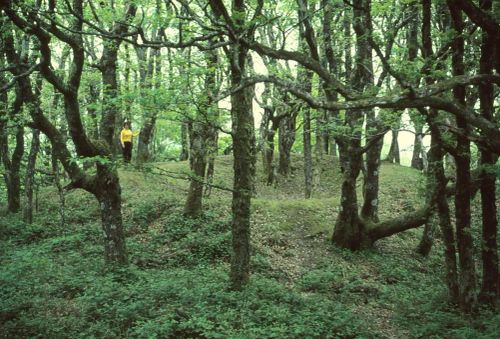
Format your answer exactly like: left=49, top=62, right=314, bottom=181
left=315, top=111, right=325, bottom=156
left=86, top=82, right=100, bottom=140
left=361, top=112, right=383, bottom=222
left=24, top=129, right=40, bottom=224
left=0, top=83, right=24, bottom=214
left=3, top=125, right=24, bottom=214
left=179, top=120, right=190, bottom=161
left=100, top=6, right=136, bottom=154
left=411, top=124, right=424, bottom=170
left=359, top=0, right=381, bottom=223
left=416, top=215, right=436, bottom=256
left=386, top=128, right=400, bottom=164
left=222, top=0, right=257, bottom=288
left=303, top=107, right=313, bottom=198
left=297, top=2, right=315, bottom=198
left=137, top=116, right=156, bottom=163
left=265, top=122, right=277, bottom=186
left=448, top=0, right=477, bottom=313
left=478, top=0, right=498, bottom=307
left=96, top=164, right=127, bottom=264
left=277, top=100, right=297, bottom=176
left=407, top=3, right=424, bottom=171
left=333, top=141, right=368, bottom=249
left=203, top=46, right=219, bottom=197
left=183, top=122, right=207, bottom=217
left=52, top=150, right=66, bottom=228
left=137, top=39, right=161, bottom=164
left=100, top=41, right=121, bottom=153
left=333, top=0, right=370, bottom=248
left=204, top=128, right=218, bottom=196
left=230, top=74, right=255, bottom=290
left=436, top=166, right=460, bottom=303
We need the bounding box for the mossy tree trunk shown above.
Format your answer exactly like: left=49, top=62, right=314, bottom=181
left=183, top=122, right=208, bottom=217
left=0, top=87, right=24, bottom=214
left=333, top=0, right=372, bottom=248
left=229, top=66, right=255, bottom=290
left=263, top=110, right=281, bottom=186
left=478, top=0, right=498, bottom=308
left=303, top=106, right=313, bottom=198
left=204, top=47, right=220, bottom=197
left=95, top=164, right=127, bottom=264
left=24, top=128, right=40, bottom=224
left=333, top=139, right=367, bottom=249
left=184, top=44, right=219, bottom=216
left=407, top=3, right=424, bottom=172
left=448, top=0, right=477, bottom=313
left=418, top=0, right=458, bottom=297
left=208, top=0, right=259, bottom=290
left=277, top=98, right=298, bottom=177
left=137, top=28, right=162, bottom=164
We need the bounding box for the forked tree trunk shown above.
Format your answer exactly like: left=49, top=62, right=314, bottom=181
left=386, top=128, right=400, bottom=164
left=333, top=141, right=369, bottom=249
left=332, top=0, right=368, bottom=249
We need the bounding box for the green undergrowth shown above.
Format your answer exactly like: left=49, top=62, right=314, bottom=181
left=1, top=155, right=498, bottom=338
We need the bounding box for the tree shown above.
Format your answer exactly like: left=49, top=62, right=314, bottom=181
left=235, top=0, right=500, bottom=252
left=477, top=0, right=498, bottom=308
left=2, top=1, right=128, bottom=264
left=0, top=33, right=24, bottom=214
left=184, top=46, right=220, bottom=217
left=208, top=0, right=262, bottom=290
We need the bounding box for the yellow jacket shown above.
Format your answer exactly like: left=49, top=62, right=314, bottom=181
left=120, top=128, right=139, bottom=145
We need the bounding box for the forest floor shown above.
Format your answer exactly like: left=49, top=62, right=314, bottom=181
left=1, top=155, right=498, bottom=338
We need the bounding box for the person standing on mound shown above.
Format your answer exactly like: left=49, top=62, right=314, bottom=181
left=120, top=121, right=139, bottom=163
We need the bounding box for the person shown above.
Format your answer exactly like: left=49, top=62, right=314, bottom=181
left=120, top=121, right=139, bottom=163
